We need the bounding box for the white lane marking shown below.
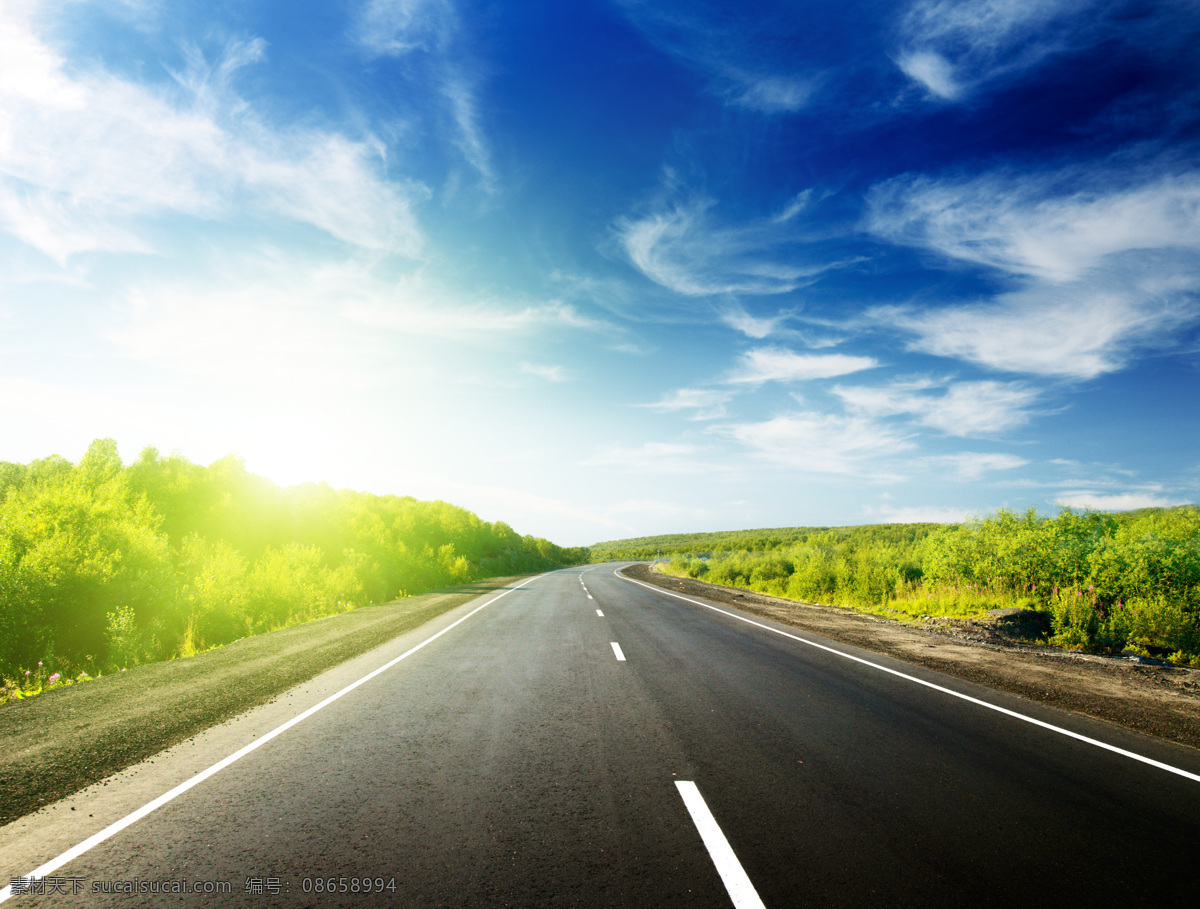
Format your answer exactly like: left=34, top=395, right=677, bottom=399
left=611, top=642, right=626, bottom=661
left=587, top=594, right=593, bottom=600
left=596, top=609, right=604, bottom=617
left=0, top=574, right=549, bottom=905
left=676, top=781, right=766, bottom=909
left=621, top=573, right=1200, bottom=785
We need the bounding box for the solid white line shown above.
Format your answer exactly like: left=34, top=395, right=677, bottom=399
left=611, top=642, right=626, bottom=661
left=0, top=574, right=548, bottom=904
left=622, top=574, right=1200, bottom=785
left=596, top=609, right=604, bottom=617
left=675, top=781, right=766, bottom=909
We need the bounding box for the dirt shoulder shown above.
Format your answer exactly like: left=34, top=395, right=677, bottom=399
left=623, top=563, right=1200, bottom=751
left=0, top=576, right=530, bottom=826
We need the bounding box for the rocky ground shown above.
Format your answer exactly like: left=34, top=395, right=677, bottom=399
left=625, top=563, right=1200, bottom=751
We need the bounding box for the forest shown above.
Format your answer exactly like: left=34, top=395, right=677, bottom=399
left=0, top=440, right=588, bottom=694
left=606, top=508, right=1200, bottom=666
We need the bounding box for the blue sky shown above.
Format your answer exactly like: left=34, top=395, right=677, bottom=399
left=2, top=0, right=1198, bottom=546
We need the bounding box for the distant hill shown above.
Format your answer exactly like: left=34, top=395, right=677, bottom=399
left=589, top=522, right=947, bottom=560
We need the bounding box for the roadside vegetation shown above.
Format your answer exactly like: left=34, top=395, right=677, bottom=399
left=0, top=439, right=588, bottom=701
left=596, top=508, right=1200, bottom=666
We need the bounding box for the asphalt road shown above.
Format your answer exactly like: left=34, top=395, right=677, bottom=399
left=4, top=564, right=1200, bottom=907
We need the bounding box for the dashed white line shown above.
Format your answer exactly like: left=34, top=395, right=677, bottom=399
left=621, top=572, right=1200, bottom=785
left=596, top=609, right=604, bottom=617
left=0, top=573, right=550, bottom=905
left=675, top=781, right=766, bottom=909
left=611, top=642, right=626, bottom=661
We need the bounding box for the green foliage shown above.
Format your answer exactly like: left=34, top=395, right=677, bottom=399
left=0, top=439, right=588, bottom=684
left=624, top=505, right=1200, bottom=663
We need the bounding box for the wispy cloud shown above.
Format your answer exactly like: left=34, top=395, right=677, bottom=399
left=0, top=12, right=429, bottom=261
left=894, top=0, right=1093, bottom=101
left=613, top=1, right=818, bottom=114
left=352, top=0, right=454, bottom=56
left=718, top=302, right=794, bottom=339
left=727, top=347, right=877, bottom=385
left=924, top=452, right=1029, bottom=480
left=615, top=183, right=859, bottom=296
left=867, top=168, right=1200, bottom=283
left=717, top=411, right=913, bottom=476
left=867, top=162, right=1200, bottom=379
left=724, top=71, right=815, bottom=113
left=341, top=267, right=614, bottom=338
left=352, top=0, right=496, bottom=194
left=520, top=362, right=567, bottom=382
left=834, top=378, right=1037, bottom=436
left=874, top=268, right=1199, bottom=380
left=108, top=254, right=612, bottom=395
left=442, top=74, right=496, bottom=194
left=584, top=441, right=730, bottom=475
left=0, top=12, right=423, bottom=264
left=636, top=388, right=733, bottom=421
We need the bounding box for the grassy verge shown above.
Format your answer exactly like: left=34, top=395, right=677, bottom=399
left=0, top=576, right=528, bottom=826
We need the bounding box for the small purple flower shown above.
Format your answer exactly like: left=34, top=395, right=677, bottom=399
left=48, top=673, right=61, bottom=685
left=25, top=670, right=30, bottom=677
left=37, top=661, right=42, bottom=667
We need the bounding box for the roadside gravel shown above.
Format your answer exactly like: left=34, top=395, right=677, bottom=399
left=624, top=563, right=1200, bottom=751
left=0, top=577, right=529, bottom=825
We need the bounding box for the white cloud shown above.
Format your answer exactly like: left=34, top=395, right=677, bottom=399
left=835, top=379, right=1037, bottom=436
left=717, top=411, right=913, bottom=475
left=0, top=10, right=424, bottom=263
left=726, top=73, right=815, bottom=113
left=895, top=51, right=961, bottom=101
left=520, top=362, right=567, bottom=382
left=867, top=163, right=1200, bottom=379
left=443, top=75, right=496, bottom=194
left=636, top=388, right=733, bottom=421
left=347, top=294, right=609, bottom=338
left=352, top=1, right=495, bottom=195
left=875, top=267, right=1199, bottom=380
left=926, top=452, right=1029, bottom=481
left=613, top=1, right=818, bottom=115
left=867, top=169, right=1200, bottom=283
left=352, top=0, right=453, bottom=56
left=727, top=347, right=877, bottom=385
left=616, top=188, right=859, bottom=296
left=1054, top=491, right=1192, bottom=511
left=719, top=303, right=794, bottom=339
left=107, top=254, right=611, bottom=397
left=584, top=441, right=729, bottom=475
left=895, top=0, right=1093, bottom=100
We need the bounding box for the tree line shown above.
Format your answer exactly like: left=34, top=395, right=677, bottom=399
left=629, top=508, right=1200, bottom=664
left=0, top=440, right=588, bottom=681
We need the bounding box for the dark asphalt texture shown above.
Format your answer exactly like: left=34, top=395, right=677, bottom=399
left=7, top=564, right=1200, bottom=907
left=0, top=579, right=527, bottom=826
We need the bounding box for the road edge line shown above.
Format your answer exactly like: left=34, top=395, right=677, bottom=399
left=620, top=571, right=1200, bottom=784
left=0, top=573, right=548, bottom=904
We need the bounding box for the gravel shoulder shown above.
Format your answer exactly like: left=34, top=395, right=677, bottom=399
left=0, top=576, right=530, bottom=826
left=623, top=563, right=1200, bottom=751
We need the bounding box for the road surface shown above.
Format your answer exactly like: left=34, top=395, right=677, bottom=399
left=3, top=564, right=1198, bottom=906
